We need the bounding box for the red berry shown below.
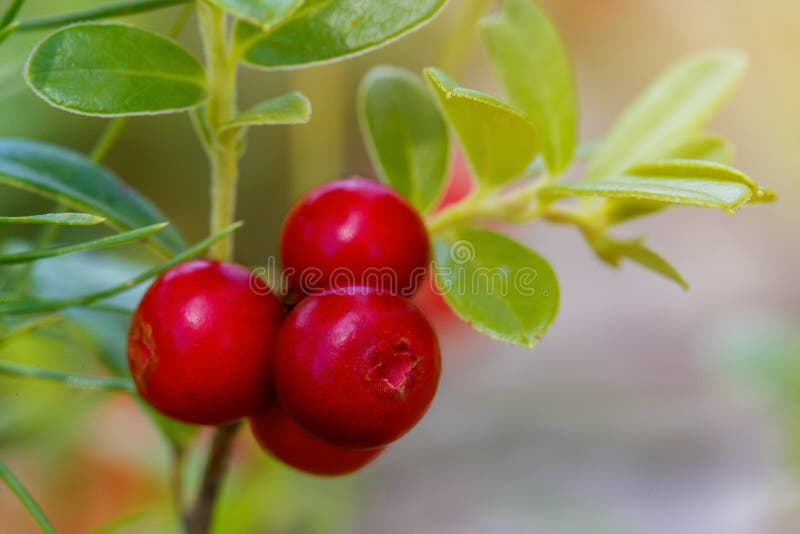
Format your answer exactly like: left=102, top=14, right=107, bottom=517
left=127, top=260, right=283, bottom=425
left=274, top=288, right=440, bottom=449
left=250, top=402, right=384, bottom=476
left=280, top=177, right=430, bottom=298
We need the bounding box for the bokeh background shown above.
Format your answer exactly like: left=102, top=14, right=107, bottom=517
left=1, top=0, right=799, bottom=532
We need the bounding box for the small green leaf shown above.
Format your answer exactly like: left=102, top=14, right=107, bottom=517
left=207, top=0, right=303, bottom=28
left=358, top=66, right=450, bottom=213
left=586, top=234, right=688, bottom=290
left=424, top=67, right=538, bottom=188
left=221, top=91, right=311, bottom=131
left=0, top=223, right=168, bottom=265
left=481, top=0, right=577, bottom=175
left=236, top=0, right=448, bottom=68
left=0, top=213, right=106, bottom=226
left=0, top=222, right=241, bottom=315
left=25, top=22, right=207, bottom=116
left=0, top=459, right=56, bottom=534
left=585, top=50, right=747, bottom=181
left=0, top=139, right=186, bottom=256
left=433, top=228, right=559, bottom=348
left=543, top=159, right=762, bottom=211
left=660, top=131, right=733, bottom=164
left=0, top=359, right=135, bottom=391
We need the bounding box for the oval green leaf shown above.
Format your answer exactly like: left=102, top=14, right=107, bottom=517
left=433, top=228, right=559, bottom=348
left=481, top=0, right=577, bottom=175
left=236, top=0, right=448, bottom=68
left=25, top=22, right=207, bottom=116
left=424, top=67, right=538, bottom=188
left=0, top=212, right=106, bottom=226
left=358, top=66, right=450, bottom=213
left=585, top=50, right=747, bottom=181
left=207, top=0, right=303, bottom=28
left=0, top=223, right=168, bottom=265
left=221, top=91, right=311, bottom=131
left=543, top=159, right=762, bottom=211
left=0, top=139, right=186, bottom=256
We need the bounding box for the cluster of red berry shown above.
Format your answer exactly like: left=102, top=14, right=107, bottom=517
left=127, top=178, right=441, bottom=476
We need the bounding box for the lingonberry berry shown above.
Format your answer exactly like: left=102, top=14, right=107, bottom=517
left=127, top=259, right=283, bottom=425
left=274, top=288, right=440, bottom=449
left=280, top=177, right=430, bottom=298
left=250, top=402, right=384, bottom=476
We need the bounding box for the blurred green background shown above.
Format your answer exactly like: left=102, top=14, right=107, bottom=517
left=1, top=0, right=799, bottom=533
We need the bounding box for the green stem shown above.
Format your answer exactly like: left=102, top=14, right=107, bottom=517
left=91, top=118, right=130, bottom=163
left=0, top=360, right=135, bottom=391
left=0, top=0, right=26, bottom=29
left=0, top=459, right=56, bottom=534
left=16, top=0, right=190, bottom=32
left=198, top=2, right=239, bottom=261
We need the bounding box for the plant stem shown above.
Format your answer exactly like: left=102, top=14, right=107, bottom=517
left=0, top=459, right=56, bottom=534
left=91, top=118, right=130, bottom=163
left=198, top=2, right=239, bottom=261
left=184, top=422, right=241, bottom=534
left=16, top=0, right=190, bottom=32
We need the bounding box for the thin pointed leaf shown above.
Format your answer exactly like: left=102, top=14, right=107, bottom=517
left=0, top=360, right=134, bottom=392
left=588, top=234, right=688, bottom=290
left=0, top=213, right=106, bottom=226
left=25, top=22, right=207, bottom=116
left=433, top=228, right=559, bottom=348
left=221, top=91, right=311, bottom=131
left=207, top=0, right=304, bottom=28
left=424, top=67, right=538, bottom=188
left=0, top=223, right=168, bottom=265
left=358, top=66, right=450, bottom=213
left=0, top=222, right=241, bottom=315
left=543, top=159, right=763, bottom=211
left=0, top=139, right=186, bottom=257
left=17, top=0, right=192, bottom=32
left=481, top=0, right=577, bottom=175
left=586, top=50, right=747, bottom=181
left=236, top=0, right=448, bottom=68
left=0, top=460, right=56, bottom=534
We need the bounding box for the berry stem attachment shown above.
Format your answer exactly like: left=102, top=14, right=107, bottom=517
left=198, top=2, right=239, bottom=261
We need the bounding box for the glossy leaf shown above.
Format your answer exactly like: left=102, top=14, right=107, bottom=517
left=0, top=460, right=56, bottom=534
left=481, top=0, right=577, bottom=175
left=0, top=213, right=105, bottom=226
left=0, top=360, right=134, bottom=391
left=425, top=67, right=538, bottom=188
left=0, top=223, right=168, bottom=265
left=358, top=66, right=450, bottom=213
left=587, top=234, right=688, bottom=290
left=25, top=22, right=207, bottom=116
left=0, top=221, right=241, bottom=315
left=543, top=159, right=763, bottom=211
left=433, top=228, right=559, bottom=348
left=0, top=139, right=186, bottom=256
left=207, top=0, right=303, bottom=28
left=221, top=91, right=311, bottom=131
left=585, top=50, right=747, bottom=181
left=236, top=0, right=448, bottom=68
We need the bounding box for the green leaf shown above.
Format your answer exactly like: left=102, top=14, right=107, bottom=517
left=587, top=234, right=688, bottom=290
left=0, top=223, right=168, bottom=265
left=17, top=0, right=192, bottom=33
left=221, top=91, right=311, bottom=131
left=433, top=228, right=559, bottom=347
left=480, top=0, right=577, bottom=175
left=0, top=213, right=106, bottom=226
left=25, top=22, right=207, bottom=116
left=660, top=131, right=733, bottom=164
left=543, top=159, right=764, bottom=212
left=0, top=221, right=241, bottom=315
left=236, top=0, right=448, bottom=68
left=585, top=50, right=747, bottom=181
left=0, top=459, right=56, bottom=534
left=0, top=359, right=135, bottom=391
left=358, top=66, right=450, bottom=213
left=0, top=139, right=186, bottom=256
left=424, top=67, right=538, bottom=188
left=207, top=0, right=303, bottom=28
